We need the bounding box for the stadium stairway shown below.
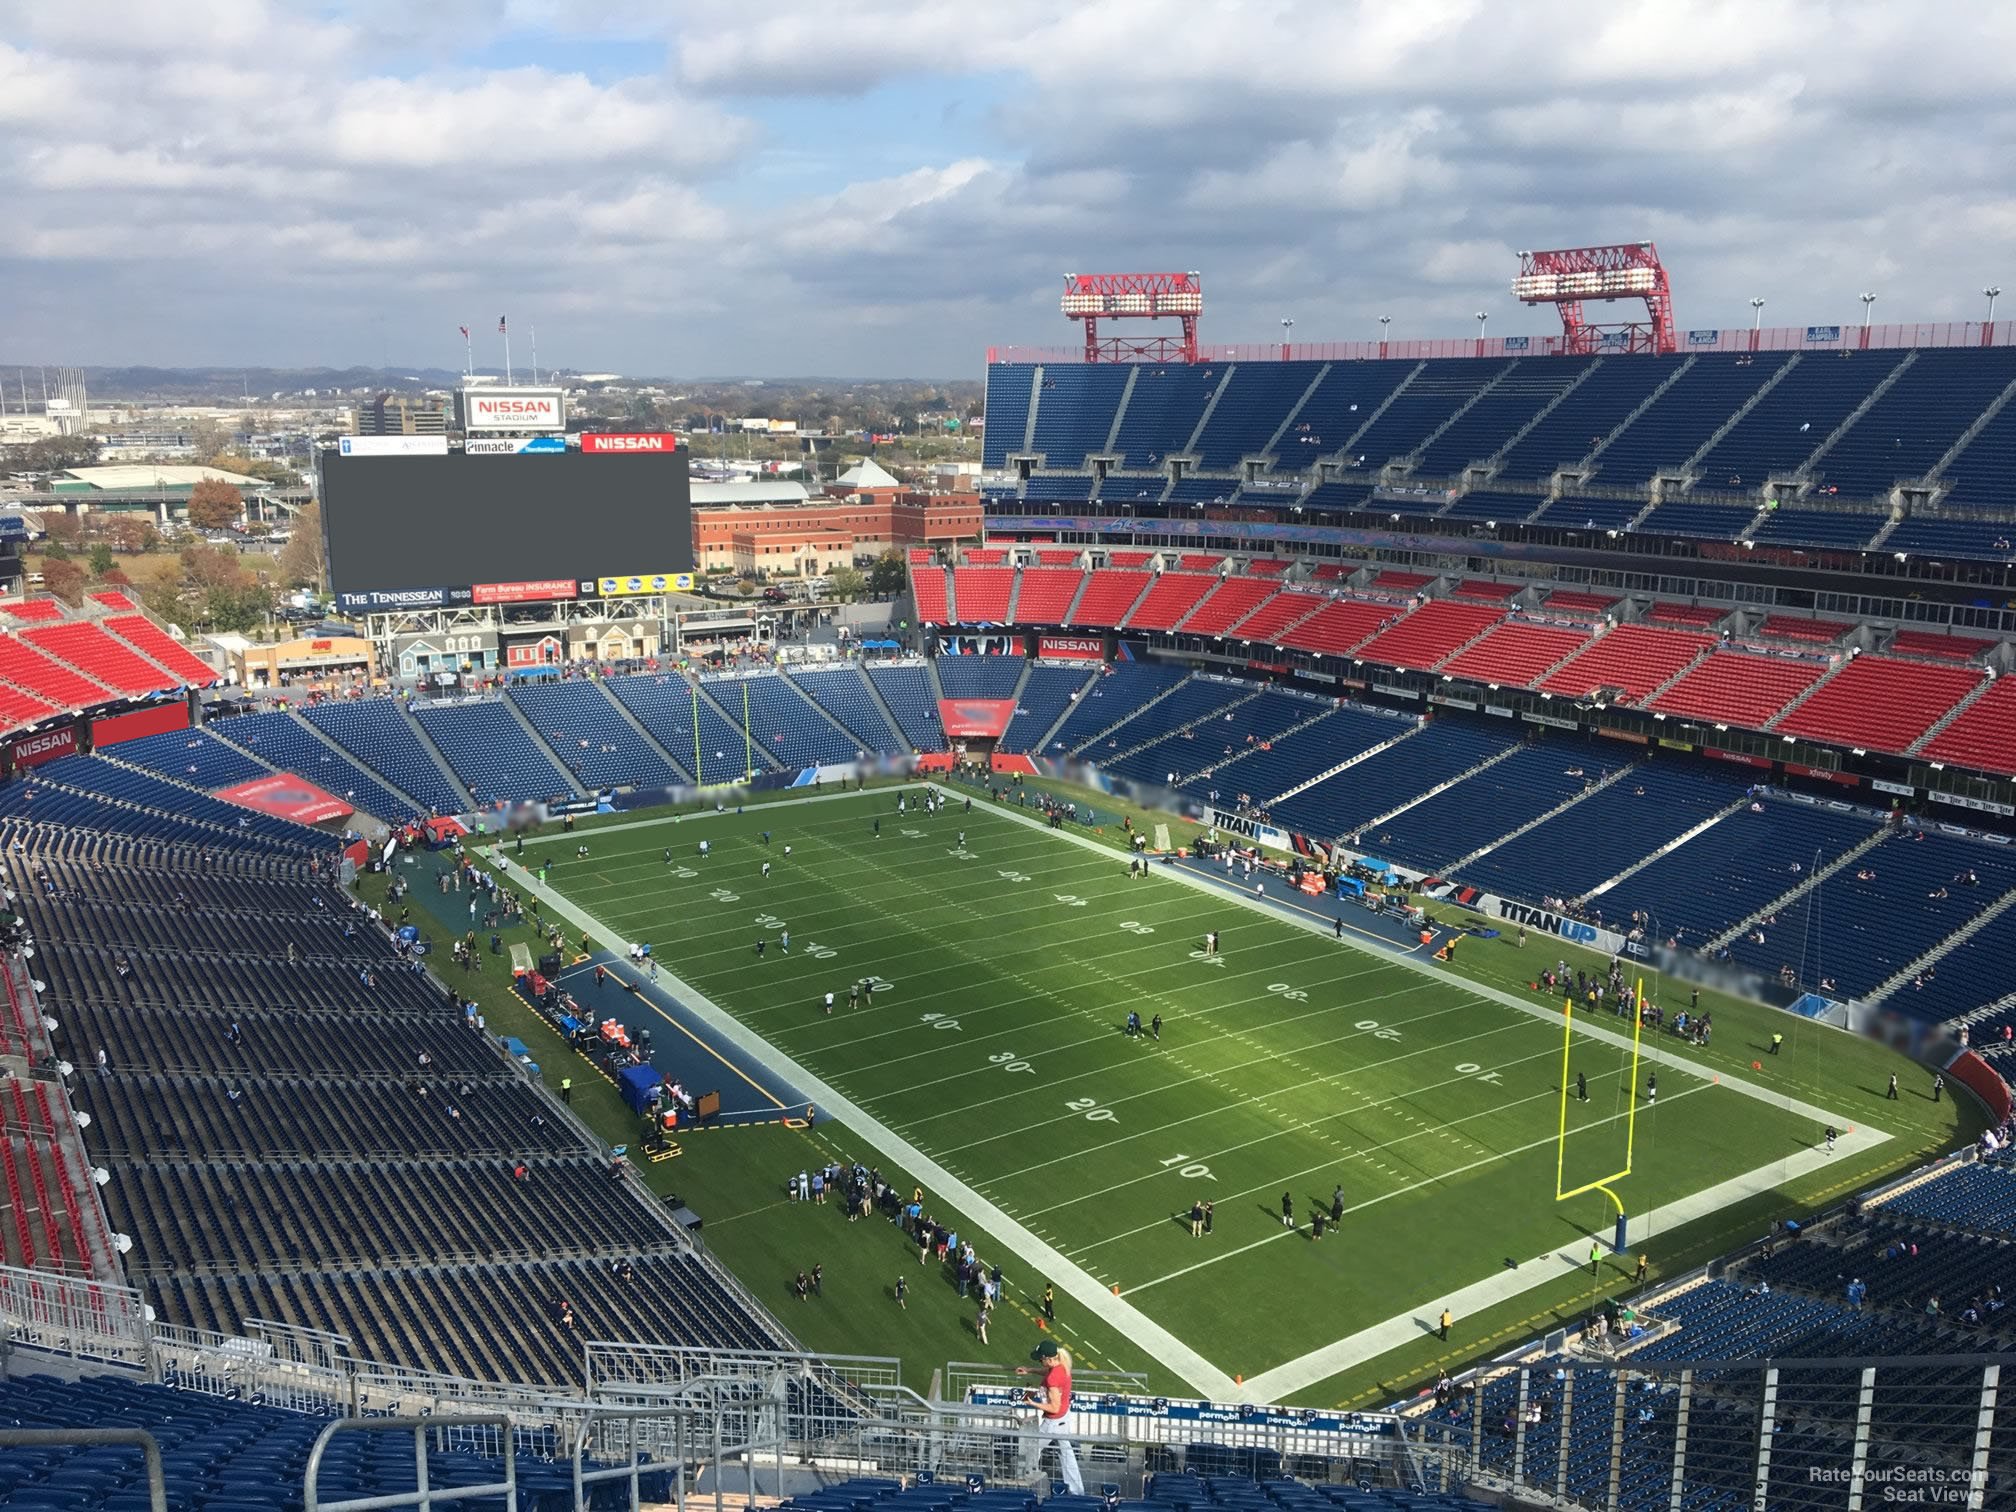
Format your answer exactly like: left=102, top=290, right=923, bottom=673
left=1341, top=737, right=1525, bottom=838
left=1791, top=349, right=1920, bottom=482
left=1906, top=675, right=1998, bottom=755
left=1701, top=823, right=1895, bottom=955
left=1578, top=785, right=1753, bottom=902
left=1861, top=882, right=2016, bottom=1007
left=1170, top=696, right=1340, bottom=787
left=854, top=663, right=937, bottom=752
left=1099, top=684, right=1260, bottom=765
left=1050, top=667, right=1194, bottom=756
left=1447, top=761, right=1636, bottom=872
left=781, top=664, right=908, bottom=755
left=1261, top=719, right=1421, bottom=808
left=492, top=693, right=594, bottom=798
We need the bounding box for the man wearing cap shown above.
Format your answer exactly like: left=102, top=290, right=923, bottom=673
left=1027, top=1339, right=1083, bottom=1494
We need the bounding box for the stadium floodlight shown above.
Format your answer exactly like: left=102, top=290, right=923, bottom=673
left=1061, top=272, right=1204, bottom=363
left=1987, top=286, right=2002, bottom=322
left=1860, top=292, right=1877, bottom=328
left=1750, top=297, right=1766, bottom=329
left=1513, top=243, right=1677, bottom=353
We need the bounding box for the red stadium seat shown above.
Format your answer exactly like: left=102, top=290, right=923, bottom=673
left=1651, top=650, right=1828, bottom=726
left=1356, top=600, right=1506, bottom=671
left=1772, top=656, right=1982, bottom=754
left=1542, top=624, right=1714, bottom=701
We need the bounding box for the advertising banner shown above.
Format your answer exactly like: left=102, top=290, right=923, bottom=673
left=1210, top=808, right=1290, bottom=849
left=473, top=579, right=578, bottom=605
left=461, top=387, right=565, bottom=432
left=336, top=587, right=474, bottom=613
left=338, top=435, right=448, bottom=457
left=465, top=436, right=566, bottom=455
left=1688, top=329, right=1720, bottom=344
left=937, top=699, right=1017, bottom=738
left=213, top=773, right=355, bottom=826
left=1805, top=325, right=1843, bottom=342
left=594, top=573, right=694, bottom=596
left=11, top=725, right=78, bottom=768
left=580, top=432, right=680, bottom=454
left=90, top=704, right=192, bottom=748
left=1037, top=635, right=1105, bottom=661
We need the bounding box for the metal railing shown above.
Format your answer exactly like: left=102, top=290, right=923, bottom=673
left=0, top=1427, right=167, bottom=1510
left=304, top=1413, right=517, bottom=1512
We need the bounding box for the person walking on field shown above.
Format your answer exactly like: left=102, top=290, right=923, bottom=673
left=1281, top=1191, right=1295, bottom=1229
left=1439, top=1308, right=1452, bottom=1342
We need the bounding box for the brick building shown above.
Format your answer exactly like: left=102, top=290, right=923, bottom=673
left=690, top=463, right=978, bottom=575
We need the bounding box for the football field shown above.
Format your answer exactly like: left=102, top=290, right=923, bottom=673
left=508, top=785, right=1877, bottom=1397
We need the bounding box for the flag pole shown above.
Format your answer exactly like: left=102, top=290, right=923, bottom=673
left=530, top=325, right=539, bottom=386
left=503, top=320, right=513, bottom=386
left=462, top=326, right=472, bottom=378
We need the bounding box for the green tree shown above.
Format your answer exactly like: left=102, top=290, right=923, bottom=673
left=107, top=516, right=158, bottom=554
left=868, top=548, right=908, bottom=597
left=40, top=540, right=71, bottom=563
left=826, top=564, right=866, bottom=603
left=203, top=582, right=272, bottom=633
left=185, top=478, right=243, bottom=531
left=87, top=543, right=114, bottom=577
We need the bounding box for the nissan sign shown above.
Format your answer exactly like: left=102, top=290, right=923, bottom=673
left=581, top=432, right=679, bottom=453
left=12, top=726, right=78, bottom=768
left=459, top=386, right=566, bottom=433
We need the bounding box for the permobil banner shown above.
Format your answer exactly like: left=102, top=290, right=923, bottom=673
left=461, top=387, right=565, bottom=432
left=338, top=435, right=448, bottom=457
left=11, top=725, right=78, bottom=768
left=938, top=699, right=1016, bottom=738
left=595, top=573, right=694, bottom=596
left=473, top=579, right=578, bottom=605
left=90, top=704, right=192, bottom=748
left=1038, top=635, right=1105, bottom=661
left=580, top=432, right=680, bottom=454
left=213, top=773, right=355, bottom=827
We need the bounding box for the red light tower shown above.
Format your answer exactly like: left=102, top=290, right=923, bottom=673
left=1512, top=243, right=1677, bottom=354
left=1061, top=272, right=1204, bottom=363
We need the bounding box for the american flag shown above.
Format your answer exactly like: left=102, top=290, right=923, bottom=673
left=458, top=325, right=469, bottom=339
left=498, top=316, right=508, bottom=333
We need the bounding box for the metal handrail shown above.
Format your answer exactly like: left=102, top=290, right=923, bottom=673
left=303, top=1412, right=516, bottom=1512
left=0, top=1427, right=167, bottom=1510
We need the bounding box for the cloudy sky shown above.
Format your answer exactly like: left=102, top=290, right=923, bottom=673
left=3, top=0, right=2012, bottom=378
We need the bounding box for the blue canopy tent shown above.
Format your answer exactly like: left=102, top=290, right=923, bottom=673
left=618, top=1064, right=663, bottom=1116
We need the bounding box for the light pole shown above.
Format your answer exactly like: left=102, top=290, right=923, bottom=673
left=1281, top=318, right=1293, bottom=361
left=1474, top=310, right=1488, bottom=355
left=1378, top=315, right=1392, bottom=359
left=1859, top=291, right=1876, bottom=349
left=1986, top=286, right=2002, bottom=323
left=1749, top=297, right=1765, bottom=353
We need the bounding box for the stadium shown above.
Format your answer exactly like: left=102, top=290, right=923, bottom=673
left=1, top=247, right=2014, bottom=1512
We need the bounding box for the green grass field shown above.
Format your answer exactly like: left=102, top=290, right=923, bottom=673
left=454, top=783, right=1973, bottom=1405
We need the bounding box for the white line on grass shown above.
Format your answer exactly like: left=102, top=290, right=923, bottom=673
left=486, top=824, right=1245, bottom=1402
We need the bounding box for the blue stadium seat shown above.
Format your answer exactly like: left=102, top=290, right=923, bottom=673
left=1413, top=359, right=1594, bottom=478
left=206, top=710, right=424, bottom=825
left=606, top=672, right=769, bottom=784
left=301, top=701, right=468, bottom=816
left=936, top=656, right=1028, bottom=700
left=507, top=678, right=686, bottom=789
left=1494, top=354, right=1685, bottom=481
left=997, top=664, right=1097, bottom=753
left=1271, top=722, right=1520, bottom=843
left=787, top=666, right=907, bottom=754
left=105, top=728, right=269, bottom=789
left=410, top=700, right=581, bottom=807
left=1695, top=351, right=1907, bottom=487
left=1029, top=365, right=1133, bottom=470
left=865, top=662, right=944, bottom=750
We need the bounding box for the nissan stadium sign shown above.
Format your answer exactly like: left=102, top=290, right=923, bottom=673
left=460, top=386, right=566, bottom=433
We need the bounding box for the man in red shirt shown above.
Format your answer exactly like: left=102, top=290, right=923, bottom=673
left=1028, top=1339, right=1083, bottom=1494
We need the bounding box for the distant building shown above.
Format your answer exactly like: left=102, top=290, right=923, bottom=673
left=690, top=465, right=978, bottom=575
left=354, top=394, right=449, bottom=436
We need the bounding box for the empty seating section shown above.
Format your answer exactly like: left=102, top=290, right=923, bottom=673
left=1024, top=472, right=1094, bottom=502
left=1589, top=352, right=1790, bottom=482
left=1921, top=679, right=2016, bottom=774
left=935, top=656, right=1026, bottom=699
left=911, top=565, right=950, bottom=623
left=1346, top=359, right=1510, bottom=468
left=1451, top=578, right=1521, bottom=602
left=0, top=633, right=112, bottom=707
left=1496, top=354, right=1683, bottom=479
left=1883, top=515, right=2016, bottom=560
left=951, top=567, right=1014, bottom=622
left=1650, top=651, right=1828, bottom=726
left=724, top=673, right=861, bottom=766
left=1278, top=599, right=1394, bottom=657
left=1747, top=508, right=1883, bottom=548
left=1699, top=351, right=1904, bottom=483
left=1752, top=613, right=1849, bottom=644
left=1541, top=625, right=1710, bottom=701
left=1070, top=570, right=1151, bottom=627
left=37, top=756, right=333, bottom=852
left=1773, top=657, right=1981, bottom=752
left=0, top=780, right=288, bottom=855
left=1878, top=1161, right=2016, bottom=1231
left=1532, top=495, right=1640, bottom=530
left=1128, top=573, right=1217, bottom=631
left=1355, top=600, right=1504, bottom=670
left=1177, top=554, right=1224, bottom=571
left=1602, top=799, right=1881, bottom=945
left=1034, top=548, right=1080, bottom=566
left=1010, top=568, right=1082, bottom=623
left=1369, top=570, right=1433, bottom=594
left=1179, top=578, right=1276, bottom=635
left=1941, top=381, right=2016, bottom=507
left=864, top=662, right=942, bottom=749
left=1244, top=557, right=1291, bottom=574
left=109, top=727, right=268, bottom=788
left=1545, top=591, right=1618, bottom=616
left=1028, top=364, right=1131, bottom=468
left=1371, top=740, right=1625, bottom=872
left=1301, top=482, right=1371, bottom=511
left=1888, top=629, right=1993, bottom=661
left=1632, top=501, right=1755, bottom=539
left=1273, top=722, right=1516, bottom=841
left=303, top=701, right=466, bottom=815
left=997, top=664, right=1094, bottom=752
left=1109, top=550, right=1154, bottom=566
left=89, top=593, right=134, bottom=610
left=1283, top=362, right=1415, bottom=460
left=506, top=678, right=684, bottom=789
left=1438, top=488, right=1542, bottom=522
left=1074, top=678, right=1249, bottom=763
left=1, top=599, right=64, bottom=622
left=0, top=683, right=57, bottom=732
left=1181, top=705, right=1410, bottom=807
left=1815, top=347, right=2016, bottom=495
left=1112, top=364, right=1221, bottom=468
left=606, top=674, right=762, bottom=785
left=410, top=701, right=578, bottom=807
left=21, top=622, right=177, bottom=696
left=1645, top=601, right=1726, bottom=629
left=1413, top=360, right=1592, bottom=477
left=1438, top=622, right=1589, bottom=687
left=965, top=548, right=1007, bottom=565
left=1460, top=764, right=1741, bottom=900
left=207, top=710, right=422, bottom=823
left=1870, top=898, right=2016, bottom=1022
left=1725, top=831, right=2016, bottom=996
left=1225, top=590, right=1324, bottom=644
left=1164, top=477, right=1240, bottom=506
left=103, top=614, right=219, bottom=684
left=1193, top=361, right=1319, bottom=467
left=785, top=666, right=904, bottom=754
left=1042, top=663, right=1188, bottom=754
left=979, top=364, right=1034, bottom=467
